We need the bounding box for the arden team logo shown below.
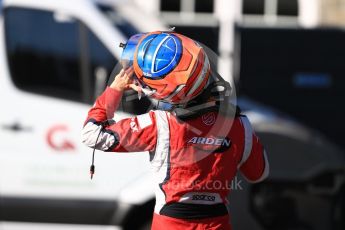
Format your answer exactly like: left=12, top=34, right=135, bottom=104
left=188, top=137, right=231, bottom=147
left=202, top=112, right=216, bottom=126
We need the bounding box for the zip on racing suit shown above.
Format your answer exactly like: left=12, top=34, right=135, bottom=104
left=82, top=86, right=269, bottom=230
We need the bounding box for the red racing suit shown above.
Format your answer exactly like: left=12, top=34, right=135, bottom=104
left=82, top=87, right=269, bottom=230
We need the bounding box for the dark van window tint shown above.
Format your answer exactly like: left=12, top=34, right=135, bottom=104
left=5, top=7, right=119, bottom=104
left=5, top=8, right=82, bottom=101
left=89, top=31, right=115, bottom=71
left=5, top=7, right=151, bottom=113
left=0, top=1, right=3, bottom=15
left=87, top=28, right=117, bottom=99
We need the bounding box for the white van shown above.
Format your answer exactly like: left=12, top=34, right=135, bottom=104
left=0, top=0, right=166, bottom=229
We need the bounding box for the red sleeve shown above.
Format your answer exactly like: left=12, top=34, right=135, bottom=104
left=238, top=116, right=269, bottom=183
left=239, top=134, right=268, bottom=182
left=84, top=87, right=123, bottom=124
left=106, top=112, right=157, bottom=152
left=81, top=87, right=157, bottom=153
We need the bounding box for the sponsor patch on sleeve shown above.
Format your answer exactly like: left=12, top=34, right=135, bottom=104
left=137, top=113, right=153, bottom=129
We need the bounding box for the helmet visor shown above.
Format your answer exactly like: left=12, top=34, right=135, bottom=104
left=120, top=33, right=158, bottom=98
left=120, top=33, right=146, bottom=69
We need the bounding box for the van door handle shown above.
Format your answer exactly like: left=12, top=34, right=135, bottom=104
left=1, top=122, right=32, bottom=132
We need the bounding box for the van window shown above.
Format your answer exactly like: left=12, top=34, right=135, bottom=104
left=5, top=8, right=82, bottom=101
left=5, top=7, right=117, bottom=103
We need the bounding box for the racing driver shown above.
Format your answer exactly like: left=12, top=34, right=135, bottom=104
left=82, top=31, right=269, bottom=230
